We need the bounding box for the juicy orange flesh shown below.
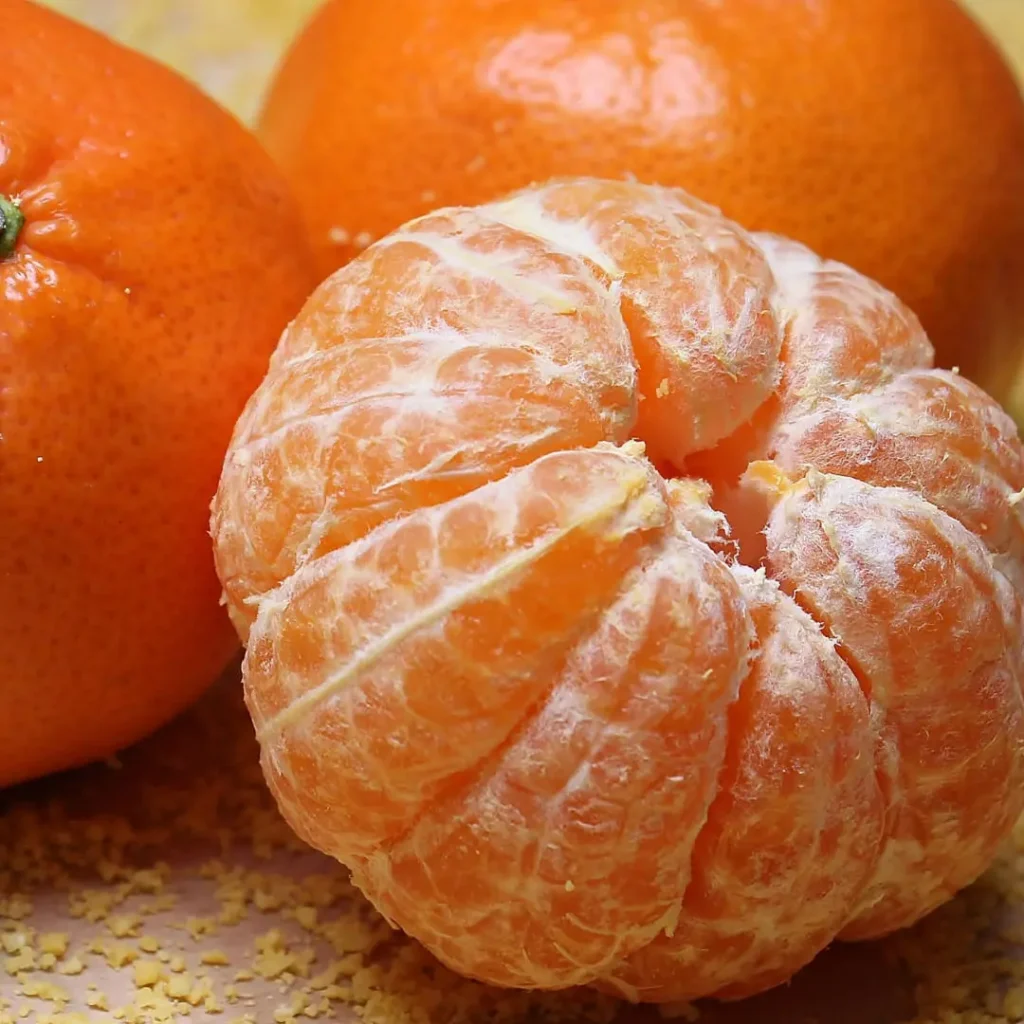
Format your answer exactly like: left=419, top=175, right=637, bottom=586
left=211, top=178, right=1024, bottom=1002
left=763, top=472, right=1024, bottom=940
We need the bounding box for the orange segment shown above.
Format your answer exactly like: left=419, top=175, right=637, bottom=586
left=357, top=513, right=753, bottom=988
left=770, top=368, right=1024, bottom=588
left=606, top=567, right=885, bottom=1003
left=687, top=234, right=936, bottom=525
left=756, top=234, right=935, bottom=417
left=244, top=443, right=671, bottom=858
left=487, top=179, right=782, bottom=463
left=213, top=204, right=640, bottom=634
left=762, top=471, right=1024, bottom=937
left=275, top=205, right=637, bottom=414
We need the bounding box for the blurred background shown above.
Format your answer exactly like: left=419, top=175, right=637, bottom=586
left=44, top=0, right=322, bottom=124
left=41, top=0, right=1024, bottom=126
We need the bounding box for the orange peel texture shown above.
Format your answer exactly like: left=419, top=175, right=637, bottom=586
left=210, top=179, right=1024, bottom=1003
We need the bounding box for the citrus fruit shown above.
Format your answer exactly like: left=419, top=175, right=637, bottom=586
left=211, top=178, right=1024, bottom=1003
left=0, top=0, right=316, bottom=787
left=256, top=0, right=1024, bottom=409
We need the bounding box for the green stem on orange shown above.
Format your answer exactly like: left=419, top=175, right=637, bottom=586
left=0, top=194, right=24, bottom=259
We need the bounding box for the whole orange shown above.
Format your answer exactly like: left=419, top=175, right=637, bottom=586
left=258, top=0, right=1024, bottom=405
left=0, top=0, right=316, bottom=787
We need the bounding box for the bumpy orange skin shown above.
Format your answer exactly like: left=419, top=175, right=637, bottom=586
left=212, top=179, right=1024, bottom=1003
left=257, top=0, right=1024, bottom=406
left=0, top=0, right=317, bottom=787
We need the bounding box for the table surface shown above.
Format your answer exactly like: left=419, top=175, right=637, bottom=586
left=6, top=2, right=1024, bottom=1022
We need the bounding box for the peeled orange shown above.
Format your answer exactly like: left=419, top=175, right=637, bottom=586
left=211, top=179, right=1024, bottom=1002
